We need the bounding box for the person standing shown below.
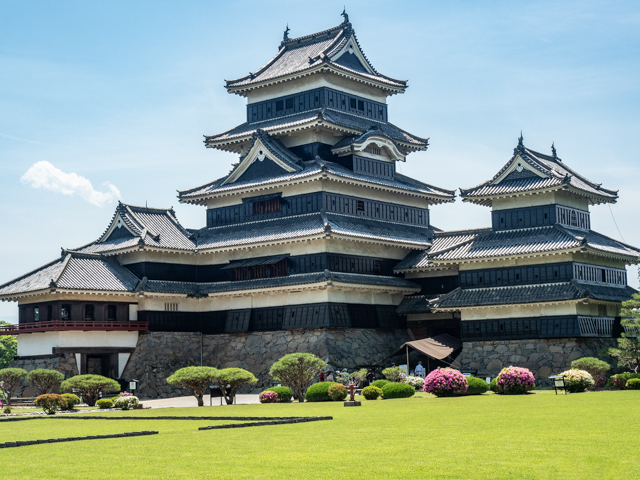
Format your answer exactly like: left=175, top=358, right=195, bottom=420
left=319, top=370, right=325, bottom=382
left=326, top=371, right=334, bottom=382
left=366, top=369, right=375, bottom=386
left=415, top=361, right=425, bottom=377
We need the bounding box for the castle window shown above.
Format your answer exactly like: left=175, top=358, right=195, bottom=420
left=285, top=98, right=294, bottom=109
left=357, top=201, right=365, bottom=211
left=252, top=197, right=280, bottom=215
left=107, top=305, right=117, bottom=320
left=34, top=306, right=40, bottom=322
left=47, top=305, right=52, bottom=321
left=61, top=304, right=71, bottom=320
left=165, top=303, right=178, bottom=312
left=350, top=98, right=356, bottom=109
left=374, top=261, right=381, bottom=274
left=84, top=304, right=95, bottom=321
left=358, top=100, right=364, bottom=111
left=275, top=100, right=284, bottom=112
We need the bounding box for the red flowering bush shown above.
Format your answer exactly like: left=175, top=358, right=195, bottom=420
left=423, top=368, right=468, bottom=397
left=496, top=366, right=535, bottom=395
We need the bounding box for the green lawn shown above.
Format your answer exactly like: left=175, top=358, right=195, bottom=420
left=1, top=391, right=638, bottom=479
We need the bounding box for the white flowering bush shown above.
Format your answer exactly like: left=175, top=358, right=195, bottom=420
left=113, top=395, right=140, bottom=410
left=403, top=376, right=424, bottom=389
left=560, top=369, right=594, bottom=393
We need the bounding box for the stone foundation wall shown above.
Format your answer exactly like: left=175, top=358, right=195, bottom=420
left=122, top=328, right=410, bottom=398
left=10, top=354, right=79, bottom=397
left=453, top=338, right=617, bottom=386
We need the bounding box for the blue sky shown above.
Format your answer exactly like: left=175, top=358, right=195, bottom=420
left=1, top=1, right=639, bottom=322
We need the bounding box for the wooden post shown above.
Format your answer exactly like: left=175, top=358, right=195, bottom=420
left=406, top=345, right=409, bottom=376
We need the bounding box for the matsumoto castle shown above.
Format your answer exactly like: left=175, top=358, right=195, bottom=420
left=1, top=15, right=638, bottom=393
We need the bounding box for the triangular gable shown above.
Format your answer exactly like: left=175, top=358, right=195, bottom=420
left=222, top=135, right=300, bottom=185
left=330, top=34, right=376, bottom=75
left=492, top=154, right=547, bottom=185
left=98, top=210, right=140, bottom=243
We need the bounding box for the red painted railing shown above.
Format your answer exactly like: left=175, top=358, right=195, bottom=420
left=0, top=320, right=149, bottom=335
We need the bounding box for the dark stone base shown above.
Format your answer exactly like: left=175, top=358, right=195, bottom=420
left=123, top=328, right=410, bottom=399
left=451, top=338, right=618, bottom=386
left=9, top=353, right=78, bottom=397
left=343, top=401, right=361, bottom=407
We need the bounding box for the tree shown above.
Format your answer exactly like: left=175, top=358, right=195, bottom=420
left=602, top=292, right=640, bottom=373
left=382, top=367, right=402, bottom=382
left=0, top=368, right=27, bottom=405
left=26, top=369, right=65, bottom=396
left=212, top=368, right=258, bottom=405
left=166, top=366, right=218, bottom=407
left=269, top=353, right=327, bottom=402
left=0, top=321, right=17, bottom=369
left=60, top=374, right=120, bottom=406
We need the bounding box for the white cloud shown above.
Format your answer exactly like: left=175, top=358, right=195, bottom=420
left=21, top=161, right=121, bottom=207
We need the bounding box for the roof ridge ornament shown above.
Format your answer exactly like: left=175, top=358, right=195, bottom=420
left=341, top=7, right=349, bottom=24
left=283, top=24, right=290, bottom=42
left=514, top=131, right=525, bottom=155
left=551, top=142, right=559, bottom=161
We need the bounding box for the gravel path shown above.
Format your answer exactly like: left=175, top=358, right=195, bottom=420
left=141, top=394, right=260, bottom=409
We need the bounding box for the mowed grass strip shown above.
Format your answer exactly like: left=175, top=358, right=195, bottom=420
left=1, top=391, right=638, bottom=480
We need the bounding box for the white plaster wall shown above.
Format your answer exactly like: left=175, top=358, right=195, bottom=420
left=245, top=74, right=388, bottom=104
left=461, top=302, right=578, bottom=320
left=492, top=190, right=590, bottom=211
left=17, top=331, right=139, bottom=356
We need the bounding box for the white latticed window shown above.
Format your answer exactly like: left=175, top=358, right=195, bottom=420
left=364, top=145, right=381, bottom=156
left=573, top=263, right=627, bottom=286
left=556, top=205, right=590, bottom=231
left=164, top=303, right=178, bottom=312
left=578, top=316, right=614, bottom=337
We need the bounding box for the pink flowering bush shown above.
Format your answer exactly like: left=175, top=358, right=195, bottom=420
left=259, top=390, right=279, bottom=403
left=423, top=368, right=468, bottom=397
left=496, top=366, right=535, bottom=395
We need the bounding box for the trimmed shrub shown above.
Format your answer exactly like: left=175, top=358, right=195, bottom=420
left=60, top=374, right=121, bottom=407
left=496, top=366, right=535, bottom=395
left=114, top=395, right=139, bottom=410
left=269, top=353, right=327, bottom=402
left=560, top=369, right=594, bottom=393
left=264, top=386, right=293, bottom=402
left=627, top=378, right=640, bottom=390
left=167, top=366, right=218, bottom=407
left=212, top=368, right=258, bottom=405
left=96, top=398, right=114, bottom=409
left=382, top=382, right=415, bottom=399
left=489, top=377, right=504, bottom=393
left=0, top=368, right=27, bottom=405
left=466, top=376, right=490, bottom=395
left=571, top=357, right=610, bottom=380
left=328, top=383, right=348, bottom=401
left=361, top=385, right=382, bottom=400
left=259, top=391, right=279, bottom=403
left=26, top=369, right=64, bottom=396
left=60, top=393, right=80, bottom=410
left=403, top=376, right=424, bottom=389
left=34, top=393, right=65, bottom=415
left=305, top=382, right=337, bottom=402
left=371, top=379, right=390, bottom=389
left=423, top=368, right=468, bottom=397
left=382, top=367, right=402, bottom=382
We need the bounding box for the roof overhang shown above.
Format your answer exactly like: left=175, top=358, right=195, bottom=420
left=461, top=184, right=618, bottom=207
left=331, top=133, right=407, bottom=161
left=226, top=62, right=406, bottom=98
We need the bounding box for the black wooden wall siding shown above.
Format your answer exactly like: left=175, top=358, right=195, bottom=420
left=461, top=316, right=595, bottom=340
left=246, top=87, right=388, bottom=123
left=492, top=205, right=557, bottom=231
left=139, top=303, right=406, bottom=333
left=207, top=192, right=429, bottom=228
left=458, top=263, right=573, bottom=288
left=411, top=276, right=460, bottom=295
left=352, top=155, right=395, bottom=180
left=19, top=301, right=130, bottom=324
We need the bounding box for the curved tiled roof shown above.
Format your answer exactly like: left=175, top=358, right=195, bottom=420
left=436, top=281, right=637, bottom=309
left=461, top=141, right=618, bottom=206
left=144, top=271, right=419, bottom=296
left=179, top=158, right=453, bottom=203
left=204, top=108, right=428, bottom=150
left=225, top=21, right=406, bottom=93
left=0, top=252, right=140, bottom=298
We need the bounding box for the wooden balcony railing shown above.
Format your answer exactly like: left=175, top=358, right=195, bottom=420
left=0, top=320, right=149, bottom=335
